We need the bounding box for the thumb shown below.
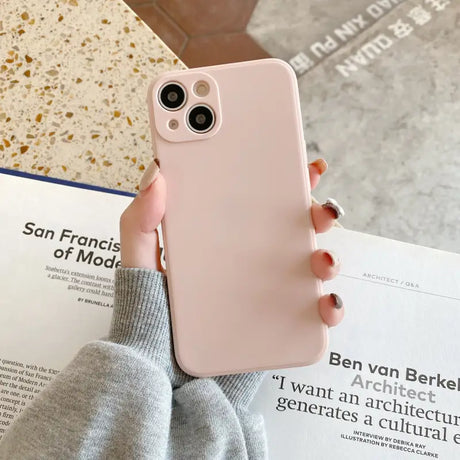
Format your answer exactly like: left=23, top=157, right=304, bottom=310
left=119, top=160, right=166, bottom=271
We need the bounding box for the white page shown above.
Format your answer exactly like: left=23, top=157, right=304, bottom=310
left=2, top=170, right=459, bottom=457
left=0, top=170, right=133, bottom=438
left=250, top=227, right=460, bottom=459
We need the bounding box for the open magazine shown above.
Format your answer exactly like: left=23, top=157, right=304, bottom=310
left=249, top=229, right=460, bottom=459
left=1, top=168, right=459, bottom=459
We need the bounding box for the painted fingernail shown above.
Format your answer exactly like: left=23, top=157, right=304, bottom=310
left=139, top=159, right=160, bottom=192
left=330, top=293, right=343, bottom=309
left=322, top=250, right=340, bottom=267
left=322, top=197, right=345, bottom=219
left=311, top=159, right=328, bottom=175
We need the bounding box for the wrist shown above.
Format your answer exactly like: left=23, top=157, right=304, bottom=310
left=109, top=267, right=171, bottom=364
left=214, top=371, right=267, bottom=409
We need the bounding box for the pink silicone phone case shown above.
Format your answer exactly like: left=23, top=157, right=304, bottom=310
left=147, top=58, right=328, bottom=377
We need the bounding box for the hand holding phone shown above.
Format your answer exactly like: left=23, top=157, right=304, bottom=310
left=121, top=161, right=344, bottom=378
left=141, top=59, right=344, bottom=377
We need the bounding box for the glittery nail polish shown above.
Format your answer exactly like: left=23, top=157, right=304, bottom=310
left=322, top=198, right=345, bottom=219
left=330, top=293, right=343, bottom=309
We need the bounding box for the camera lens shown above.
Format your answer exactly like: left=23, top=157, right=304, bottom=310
left=158, top=82, right=186, bottom=110
left=187, top=105, right=215, bottom=133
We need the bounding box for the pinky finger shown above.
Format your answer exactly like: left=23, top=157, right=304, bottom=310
left=319, top=293, right=344, bottom=327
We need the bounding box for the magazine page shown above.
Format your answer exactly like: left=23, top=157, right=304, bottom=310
left=2, top=168, right=459, bottom=457
left=250, top=227, right=460, bottom=459
left=0, top=170, right=133, bottom=439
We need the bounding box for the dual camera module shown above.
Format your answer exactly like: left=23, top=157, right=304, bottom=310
left=158, top=82, right=214, bottom=133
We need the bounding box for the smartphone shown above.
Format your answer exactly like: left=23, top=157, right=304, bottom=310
left=147, top=58, right=327, bottom=377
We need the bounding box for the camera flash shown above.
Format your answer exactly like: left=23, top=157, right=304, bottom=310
left=168, top=119, right=179, bottom=130
left=194, top=80, right=210, bottom=97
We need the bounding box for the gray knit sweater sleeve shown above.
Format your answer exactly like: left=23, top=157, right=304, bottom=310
left=0, top=268, right=268, bottom=459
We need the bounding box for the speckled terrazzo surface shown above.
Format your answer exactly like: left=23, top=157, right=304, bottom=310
left=0, top=0, right=185, bottom=192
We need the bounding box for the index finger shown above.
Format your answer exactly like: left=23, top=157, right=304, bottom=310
left=308, top=159, right=328, bottom=190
